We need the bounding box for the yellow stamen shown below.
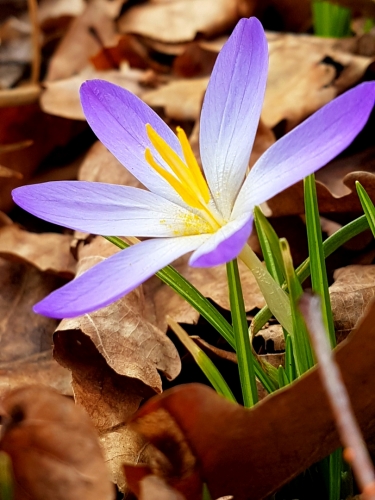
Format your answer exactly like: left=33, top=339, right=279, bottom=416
left=145, top=148, right=202, bottom=209
left=144, top=123, right=221, bottom=231
left=176, top=126, right=210, bottom=203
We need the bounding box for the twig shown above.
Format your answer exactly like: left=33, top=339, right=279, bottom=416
left=27, top=0, right=41, bottom=84
left=299, top=293, right=375, bottom=500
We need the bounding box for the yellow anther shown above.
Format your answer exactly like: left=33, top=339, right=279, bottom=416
left=176, top=127, right=210, bottom=204
left=146, top=125, right=197, bottom=194
left=145, top=124, right=221, bottom=231
left=145, top=149, right=202, bottom=209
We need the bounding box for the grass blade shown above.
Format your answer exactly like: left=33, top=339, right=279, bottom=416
left=168, top=316, right=237, bottom=403
left=227, top=259, right=258, bottom=407
left=356, top=181, right=375, bottom=238
left=251, top=214, right=369, bottom=334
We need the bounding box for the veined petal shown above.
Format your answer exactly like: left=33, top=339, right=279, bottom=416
left=200, top=17, right=268, bottom=220
left=189, top=213, right=253, bottom=267
left=80, top=80, right=187, bottom=207
left=233, top=81, right=375, bottom=217
left=34, top=235, right=209, bottom=318
left=12, top=181, right=212, bottom=237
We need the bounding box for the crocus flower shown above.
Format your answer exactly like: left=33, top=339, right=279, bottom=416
left=13, top=17, right=375, bottom=319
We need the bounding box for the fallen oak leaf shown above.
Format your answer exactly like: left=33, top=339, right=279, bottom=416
left=330, top=265, right=375, bottom=342
left=0, top=351, right=72, bottom=396
left=118, top=0, right=256, bottom=44
left=54, top=236, right=181, bottom=490
left=41, top=64, right=148, bottom=120
left=0, top=385, right=115, bottom=500
left=129, top=299, right=375, bottom=500
left=0, top=224, right=76, bottom=278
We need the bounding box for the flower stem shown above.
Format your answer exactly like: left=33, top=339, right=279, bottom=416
left=226, top=259, right=258, bottom=407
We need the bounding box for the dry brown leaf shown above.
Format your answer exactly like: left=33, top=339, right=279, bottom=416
left=197, top=32, right=371, bottom=130
left=118, top=0, right=256, bottom=44
left=37, top=0, right=85, bottom=24
left=53, top=236, right=181, bottom=490
left=330, top=265, right=375, bottom=342
left=262, top=33, right=372, bottom=130
left=0, top=257, right=64, bottom=363
left=142, top=77, right=209, bottom=122
left=172, top=42, right=217, bottom=78
left=144, top=256, right=265, bottom=331
left=45, top=0, right=123, bottom=81
left=254, top=324, right=285, bottom=353
left=0, top=165, right=23, bottom=178
left=129, top=299, right=375, bottom=499
left=79, top=140, right=144, bottom=187
left=268, top=170, right=375, bottom=216
left=57, top=237, right=181, bottom=391
left=0, top=224, right=76, bottom=277
left=138, top=475, right=187, bottom=500
left=0, top=104, right=84, bottom=212
left=0, top=385, right=115, bottom=500
left=255, top=0, right=311, bottom=32
left=0, top=351, right=72, bottom=396
left=41, top=64, right=147, bottom=120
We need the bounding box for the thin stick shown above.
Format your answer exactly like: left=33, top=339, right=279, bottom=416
left=27, top=0, right=41, bottom=84
left=300, top=293, right=375, bottom=499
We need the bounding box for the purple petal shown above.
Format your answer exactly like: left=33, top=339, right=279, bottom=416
left=80, top=80, right=187, bottom=207
left=34, top=235, right=209, bottom=318
left=189, top=213, right=253, bottom=267
left=233, top=81, right=375, bottom=217
left=12, top=181, right=211, bottom=237
left=200, top=17, right=268, bottom=220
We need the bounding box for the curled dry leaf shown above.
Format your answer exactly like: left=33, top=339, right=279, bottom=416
left=0, top=257, right=63, bottom=364
left=45, top=0, right=123, bottom=81
left=144, top=255, right=265, bottom=331
left=0, top=256, right=72, bottom=396
left=0, top=224, right=76, bottom=277
left=54, top=236, right=181, bottom=489
left=0, top=165, right=23, bottom=178
left=138, top=475, right=187, bottom=500
left=41, top=64, right=147, bottom=120
left=142, top=77, right=209, bottom=122
left=118, top=0, right=256, bottom=44
left=79, top=140, right=144, bottom=188
left=263, top=33, right=372, bottom=130
left=0, top=385, right=115, bottom=500
left=0, top=351, right=72, bottom=396
left=0, top=103, right=84, bottom=212
left=330, top=265, right=375, bottom=342
left=268, top=170, right=375, bottom=217
left=129, top=299, right=375, bottom=499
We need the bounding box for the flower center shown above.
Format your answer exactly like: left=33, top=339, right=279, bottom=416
left=144, top=124, right=221, bottom=230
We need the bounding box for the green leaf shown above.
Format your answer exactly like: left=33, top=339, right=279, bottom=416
left=312, top=1, right=351, bottom=37
left=240, top=244, right=293, bottom=333
left=0, top=453, right=13, bottom=500
left=285, top=334, right=297, bottom=383
left=251, top=215, right=369, bottom=334
left=304, top=174, right=336, bottom=348
left=168, top=316, right=237, bottom=403
left=280, top=239, right=314, bottom=375
left=278, top=365, right=289, bottom=388
left=356, top=181, right=375, bottom=239
left=227, top=259, right=258, bottom=407
left=254, top=206, right=285, bottom=285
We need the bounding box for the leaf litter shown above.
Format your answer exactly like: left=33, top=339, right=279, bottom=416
left=2, top=0, right=375, bottom=498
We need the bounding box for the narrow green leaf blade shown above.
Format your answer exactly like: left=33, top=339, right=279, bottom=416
left=304, top=174, right=336, bottom=348
left=227, top=259, right=258, bottom=407
left=356, top=181, right=375, bottom=238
